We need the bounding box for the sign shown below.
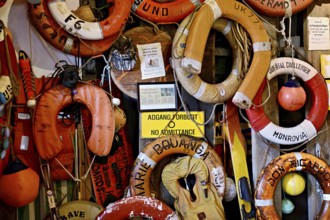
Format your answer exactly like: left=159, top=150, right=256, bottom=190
left=307, top=17, right=330, bottom=50
left=140, top=111, right=205, bottom=138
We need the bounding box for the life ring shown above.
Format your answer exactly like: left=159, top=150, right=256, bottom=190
left=58, top=200, right=103, bottom=220
left=27, top=1, right=119, bottom=57
left=255, top=152, right=330, bottom=219
left=47, top=0, right=131, bottom=40
left=246, top=57, right=328, bottom=145
left=129, top=134, right=226, bottom=198
left=181, top=0, right=271, bottom=109
left=243, top=0, right=314, bottom=17
left=131, top=0, right=204, bottom=23
left=97, top=196, right=178, bottom=220
left=33, top=83, right=115, bottom=160
left=172, top=14, right=243, bottom=103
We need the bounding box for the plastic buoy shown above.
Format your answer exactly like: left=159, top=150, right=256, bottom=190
left=277, top=78, right=306, bottom=111
left=282, top=198, right=295, bottom=214
left=282, top=172, right=306, bottom=196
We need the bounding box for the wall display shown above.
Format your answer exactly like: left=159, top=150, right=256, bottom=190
left=137, top=82, right=177, bottom=111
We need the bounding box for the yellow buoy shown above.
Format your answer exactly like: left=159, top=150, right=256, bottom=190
left=282, top=172, right=306, bottom=196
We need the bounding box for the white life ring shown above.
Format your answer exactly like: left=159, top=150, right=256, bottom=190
left=246, top=57, right=328, bottom=145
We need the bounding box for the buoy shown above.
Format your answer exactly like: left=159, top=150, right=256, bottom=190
left=224, top=177, right=237, bottom=201
left=282, top=172, right=306, bottom=196
left=282, top=198, right=295, bottom=214
left=277, top=78, right=306, bottom=111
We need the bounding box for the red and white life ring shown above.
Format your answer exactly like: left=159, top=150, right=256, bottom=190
left=172, top=14, right=243, bottom=103
left=97, top=196, right=178, bottom=220
left=33, top=83, right=115, bottom=160
left=179, top=0, right=271, bottom=109
left=246, top=57, right=328, bottom=145
left=47, top=0, right=131, bottom=40
left=255, top=152, right=330, bottom=219
left=131, top=0, right=204, bottom=23
left=27, top=1, right=119, bottom=56
left=243, top=0, right=314, bottom=17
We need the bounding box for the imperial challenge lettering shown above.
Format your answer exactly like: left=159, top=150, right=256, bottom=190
left=268, top=61, right=311, bottom=75
left=132, top=137, right=209, bottom=195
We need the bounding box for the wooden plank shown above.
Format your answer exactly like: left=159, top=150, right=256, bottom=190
left=303, top=2, right=330, bottom=219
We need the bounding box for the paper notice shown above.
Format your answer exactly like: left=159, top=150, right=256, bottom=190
left=307, top=17, right=330, bottom=50
left=137, top=43, right=166, bottom=80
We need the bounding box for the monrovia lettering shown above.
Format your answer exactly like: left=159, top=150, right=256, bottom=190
left=272, top=131, right=307, bottom=142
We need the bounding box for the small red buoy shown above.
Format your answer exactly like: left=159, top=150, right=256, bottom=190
left=277, top=77, right=306, bottom=111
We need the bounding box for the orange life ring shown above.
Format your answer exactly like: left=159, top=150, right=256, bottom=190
left=181, top=0, right=271, bottom=109
left=47, top=0, right=131, bottom=40
left=97, top=196, right=178, bottom=220
left=131, top=0, right=204, bottom=23
left=243, top=0, right=314, bottom=17
left=27, top=1, right=119, bottom=57
left=33, top=83, right=115, bottom=160
left=246, top=57, right=328, bottom=145
left=255, top=152, right=330, bottom=219
left=129, top=134, right=226, bottom=198
left=172, top=14, right=243, bottom=103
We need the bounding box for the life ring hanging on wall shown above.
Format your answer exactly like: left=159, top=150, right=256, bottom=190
left=172, top=14, right=243, bottom=103
left=96, top=196, right=178, bottom=220
left=131, top=0, right=204, bottom=23
left=255, top=152, right=330, bottom=219
left=243, top=0, right=314, bottom=17
left=180, top=0, right=271, bottom=109
left=129, top=134, right=226, bottom=198
left=33, top=83, right=115, bottom=160
left=27, top=1, right=120, bottom=57
left=47, top=0, right=131, bottom=40
left=246, top=57, right=328, bottom=145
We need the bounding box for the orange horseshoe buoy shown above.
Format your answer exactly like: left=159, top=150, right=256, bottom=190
left=47, top=0, right=131, bottom=40
left=243, top=0, right=314, bottom=17
left=33, top=83, right=115, bottom=160
left=181, top=0, right=271, bottom=109
left=255, top=152, right=330, bottom=219
left=246, top=57, right=328, bottom=145
left=97, top=196, right=178, bottom=220
left=27, top=1, right=119, bottom=57
left=129, top=134, right=226, bottom=198
left=131, top=0, right=204, bottom=23
left=172, top=14, right=243, bottom=103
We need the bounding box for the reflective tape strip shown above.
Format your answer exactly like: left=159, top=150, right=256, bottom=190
left=294, top=152, right=303, bottom=171
left=255, top=199, right=273, bottom=206
left=284, top=0, right=293, bottom=17
left=138, top=152, right=157, bottom=169
left=194, top=141, right=208, bottom=158
left=205, top=0, right=222, bottom=20
left=193, top=81, right=207, bottom=99
left=323, top=194, right=330, bottom=201
left=191, top=0, right=203, bottom=7
left=221, top=21, right=232, bottom=36
left=253, top=42, right=271, bottom=52
left=177, top=26, right=189, bottom=36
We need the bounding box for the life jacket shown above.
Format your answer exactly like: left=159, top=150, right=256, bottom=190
left=81, top=80, right=134, bottom=207
left=162, top=156, right=226, bottom=220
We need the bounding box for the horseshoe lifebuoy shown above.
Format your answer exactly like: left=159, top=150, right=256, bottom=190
left=246, top=57, right=328, bottom=145
left=47, top=0, right=131, bottom=40
left=27, top=1, right=119, bottom=56
left=243, top=0, right=314, bottom=17
left=33, top=83, right=115, bottom=160
left=129, top=134, right=226, bottom=198
left=255, top=152, right=330, bottom=219
left=181, top=0, right=271, bottom=109
left=131, top=0, right=204, bottom=23
left=172, top=14, right=243, bottom=103
left=97, top=196, right=178, bottom=220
